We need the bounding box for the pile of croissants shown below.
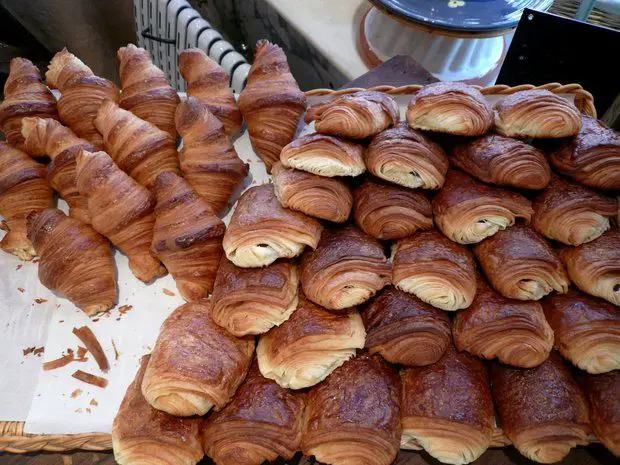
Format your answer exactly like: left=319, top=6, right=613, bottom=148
left=1, top=38, right=620, bottom=465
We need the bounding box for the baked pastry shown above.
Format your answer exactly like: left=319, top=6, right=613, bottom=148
left=211, top=257, right=299, bottom=336
left=223, top=184, right=322, bottom=268
left=179, top=48, right=242, bottom=136
left=491, top=353, right=590, bottom=463
left=176, top=97, right=248, bottom=214
left=364, top=122, right=448, bottom=189
left=451, top=134, right=550, bottom=190
left=494, top=89, right=582, bottom=138
left=238, top=40, right=306, bottom=172
left=474, top=225, right=570, bottom=300
left=362, top=287, right=450, bottom=366
left=400, top=346, right=493, bottom=464
left=151, top=171, right=225, bottom=301
left=118, top=43, right=180, bottom=139
left=280, top=133, right=365, bottom=177
left=0, top=57, right=57, bottom=150
left=142, top=300, right=254, bottom=416
left=532, top=174, right=617, bottom=245
left=306, top=91, right=399, bottom=139
left=202, top=362, right=305, bottom=465
left=272, top=162, right=352, bottom=223
left=560, top=230, right=620, bottom=306
left=353, top=177, right=433, bottom=240
left=112, top=356, right=204, bottom=465
left=453, top=277, right=554, bottom=368
left=256, top=294, right=365, bottom=389
left=406, top=82, right=493, bottom=136
left=302, top=354, right=401, bottom=465
left=543, top=289, right=620, bottom=374
left=299, top=225, right=391, bottom=310
left=392, top=230, right=476, bottom=311
left=27, top=208, right=117, bottom=315
left=0, top=142, right=53, bottom=260
left=433, top=170, right=533, bottom=244
left=75, top=150, right=166, bottom=283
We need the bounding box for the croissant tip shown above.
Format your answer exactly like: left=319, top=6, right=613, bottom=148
left=254, top=39, right=280, bottom=55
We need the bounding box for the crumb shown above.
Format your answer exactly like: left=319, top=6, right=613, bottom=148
left=17, top=287, right=25, bottom=293
left=23, top=346, right=35, bottom=356
left=111, top=340, right=120, bottom=361
left=119, top=305, right=133, bottom=315
left=86, top=408, right=91, bottom=413
left=15, top=264, right=22, bottom=271
left=162, top=288, right=175, bottom=296
left=71, top=370, right=108, bottom=388
left=90, top=398, right=98, bottom=406
left=70, top=389, right=82, bottom=398
left=76, top=346, right=88, bottom=361
left=34, top=298, right=48, bottom=304
left=74, top=408, right=82, bottom=413
left=59, top=320, right=64, bottom=323
left=34, top=347, right=45, bottom=357
left=56, top=304, right=61, bottom=309
left=92, top=318, right=99, bottom=322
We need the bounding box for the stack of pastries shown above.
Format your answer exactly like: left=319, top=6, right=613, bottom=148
left=1, top=42, right=619, bottom=465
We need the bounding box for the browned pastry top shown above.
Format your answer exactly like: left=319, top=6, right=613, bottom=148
left=307, top=91, right=399, bottom=125
left=0, top=142, right=47, bottom=194
left=495, top=89, right=575, bottom=116
left=410, top=81, right=489, bottom=108
left=560, top=229, right=620, bottom=269
left=571, top=115, right=620, bottom=153
left=544, top=289, right=619, bottom=329
left=579, top=370, right=620, bottom=429
left=369, top=121, right=446, bottom=154
left=395, top=230, right=475, bottom=272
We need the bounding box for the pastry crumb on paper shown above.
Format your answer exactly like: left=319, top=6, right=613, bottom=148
left=162, top=288, right=176, bottom=296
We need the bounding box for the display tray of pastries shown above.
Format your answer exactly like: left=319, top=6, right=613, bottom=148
left=1, top=40, right=619, bottom=465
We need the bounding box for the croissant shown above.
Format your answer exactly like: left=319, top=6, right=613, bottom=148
left=392, top=230, right=476, bottom=311
left=353, top=177, right=433, bottom=240
left=0, top=58, right=58, bottom=151
left=494, top=89, right=582, bottom=138
left=272, top=162, right=352, bottom=223
left=451, top=134, right=551, bottom=190
left=559, top=230, right=620, bottom=306
left=474, top=225, right=570, bottom=300
left=202, top=362, right=305, bottom=465
left=532, top=175, right=617, bottom=245
left=27, top=208, right=117, bottom=315
left=299, top=225, right=391, bottom=310
left=302, top=354, right=401, bottom=465
left=211, top=257, right=299, bottom=336
left=491, top=353, right=590, bottom=463
left=0, top=142, right=53, bottom=260
left=432, top=170, right=533, bottom=244
left=400, top=347, right=494, bottom=464
left=362, top=286, right=450, bottom=366
left=238, top=40, right=306, bottom=172
left=46, top=48, right=120, bottom=147
left=21, top=117, right=94, bottom=223
left=223, top=184, right=322, bottom=268
left=256, top=294, right=365, bottom=389
left=75, top=150, right=166, bottom=283
left=306, top=91, right=399, bottom=139
left=175, top=97, right=248, bottom=214
left=453, top=277, right=554, bottom=368
left=280, top=132, right=365, bottom=177
left=151, top=171, right=225, bottom=300
left=179, top=48, right=242, bottom=136
left=118, top=43, right=180, bottom=139
left=95, top=100, right=180, bottom=188
left=142, top=300, right=254, bottom=416
left=406, top=82, right=493, bottom=136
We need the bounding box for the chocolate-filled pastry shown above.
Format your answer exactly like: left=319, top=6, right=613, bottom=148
left=532, top=175, right=617, bottom=246
left=494, top=89, right=582, bottom=139
left=202, top=362, right=305, bottom=465
left=474, top=225, right=570, bottom=301
left=223, top=184, right=322, bottom=268
left=491, top=353, right=590, bottom=464
left=306, top=91, right=399, bottom=139
left=406, top=82, right=493, bottom=136
left=453, top=277, right=554, bottom=368
left=142, top=301, right=254, bottom=416
left=544, top=290, right=620, bottom=374
left=548, top=115, right=620, bottom=190
left=362, top=287, right=450, bottom=366
left=211, top=257, right=299, bottom=336
left=272, top=162, right=352, bottom=223
left=256, top=294, right=365, bottom=389
left=280, top=133, right=365, bottom=177
left=112, top=355, right=203, bottom=465
left=560, top=230, right=620, bottom=306
left=451, top=134, right=550, bottom=190
left=365, top=122, right=448, bottom=190
left=433, top=170, right=533, bottom=244
left=302, top=354, right=401, bottom=465
left=299, top=225, right=391, bottom=310
left=353, top=178, right=433, bottom=240
left=392, top=230, right=476, bottom=311
left=400, top=347, right=494, bottom=464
